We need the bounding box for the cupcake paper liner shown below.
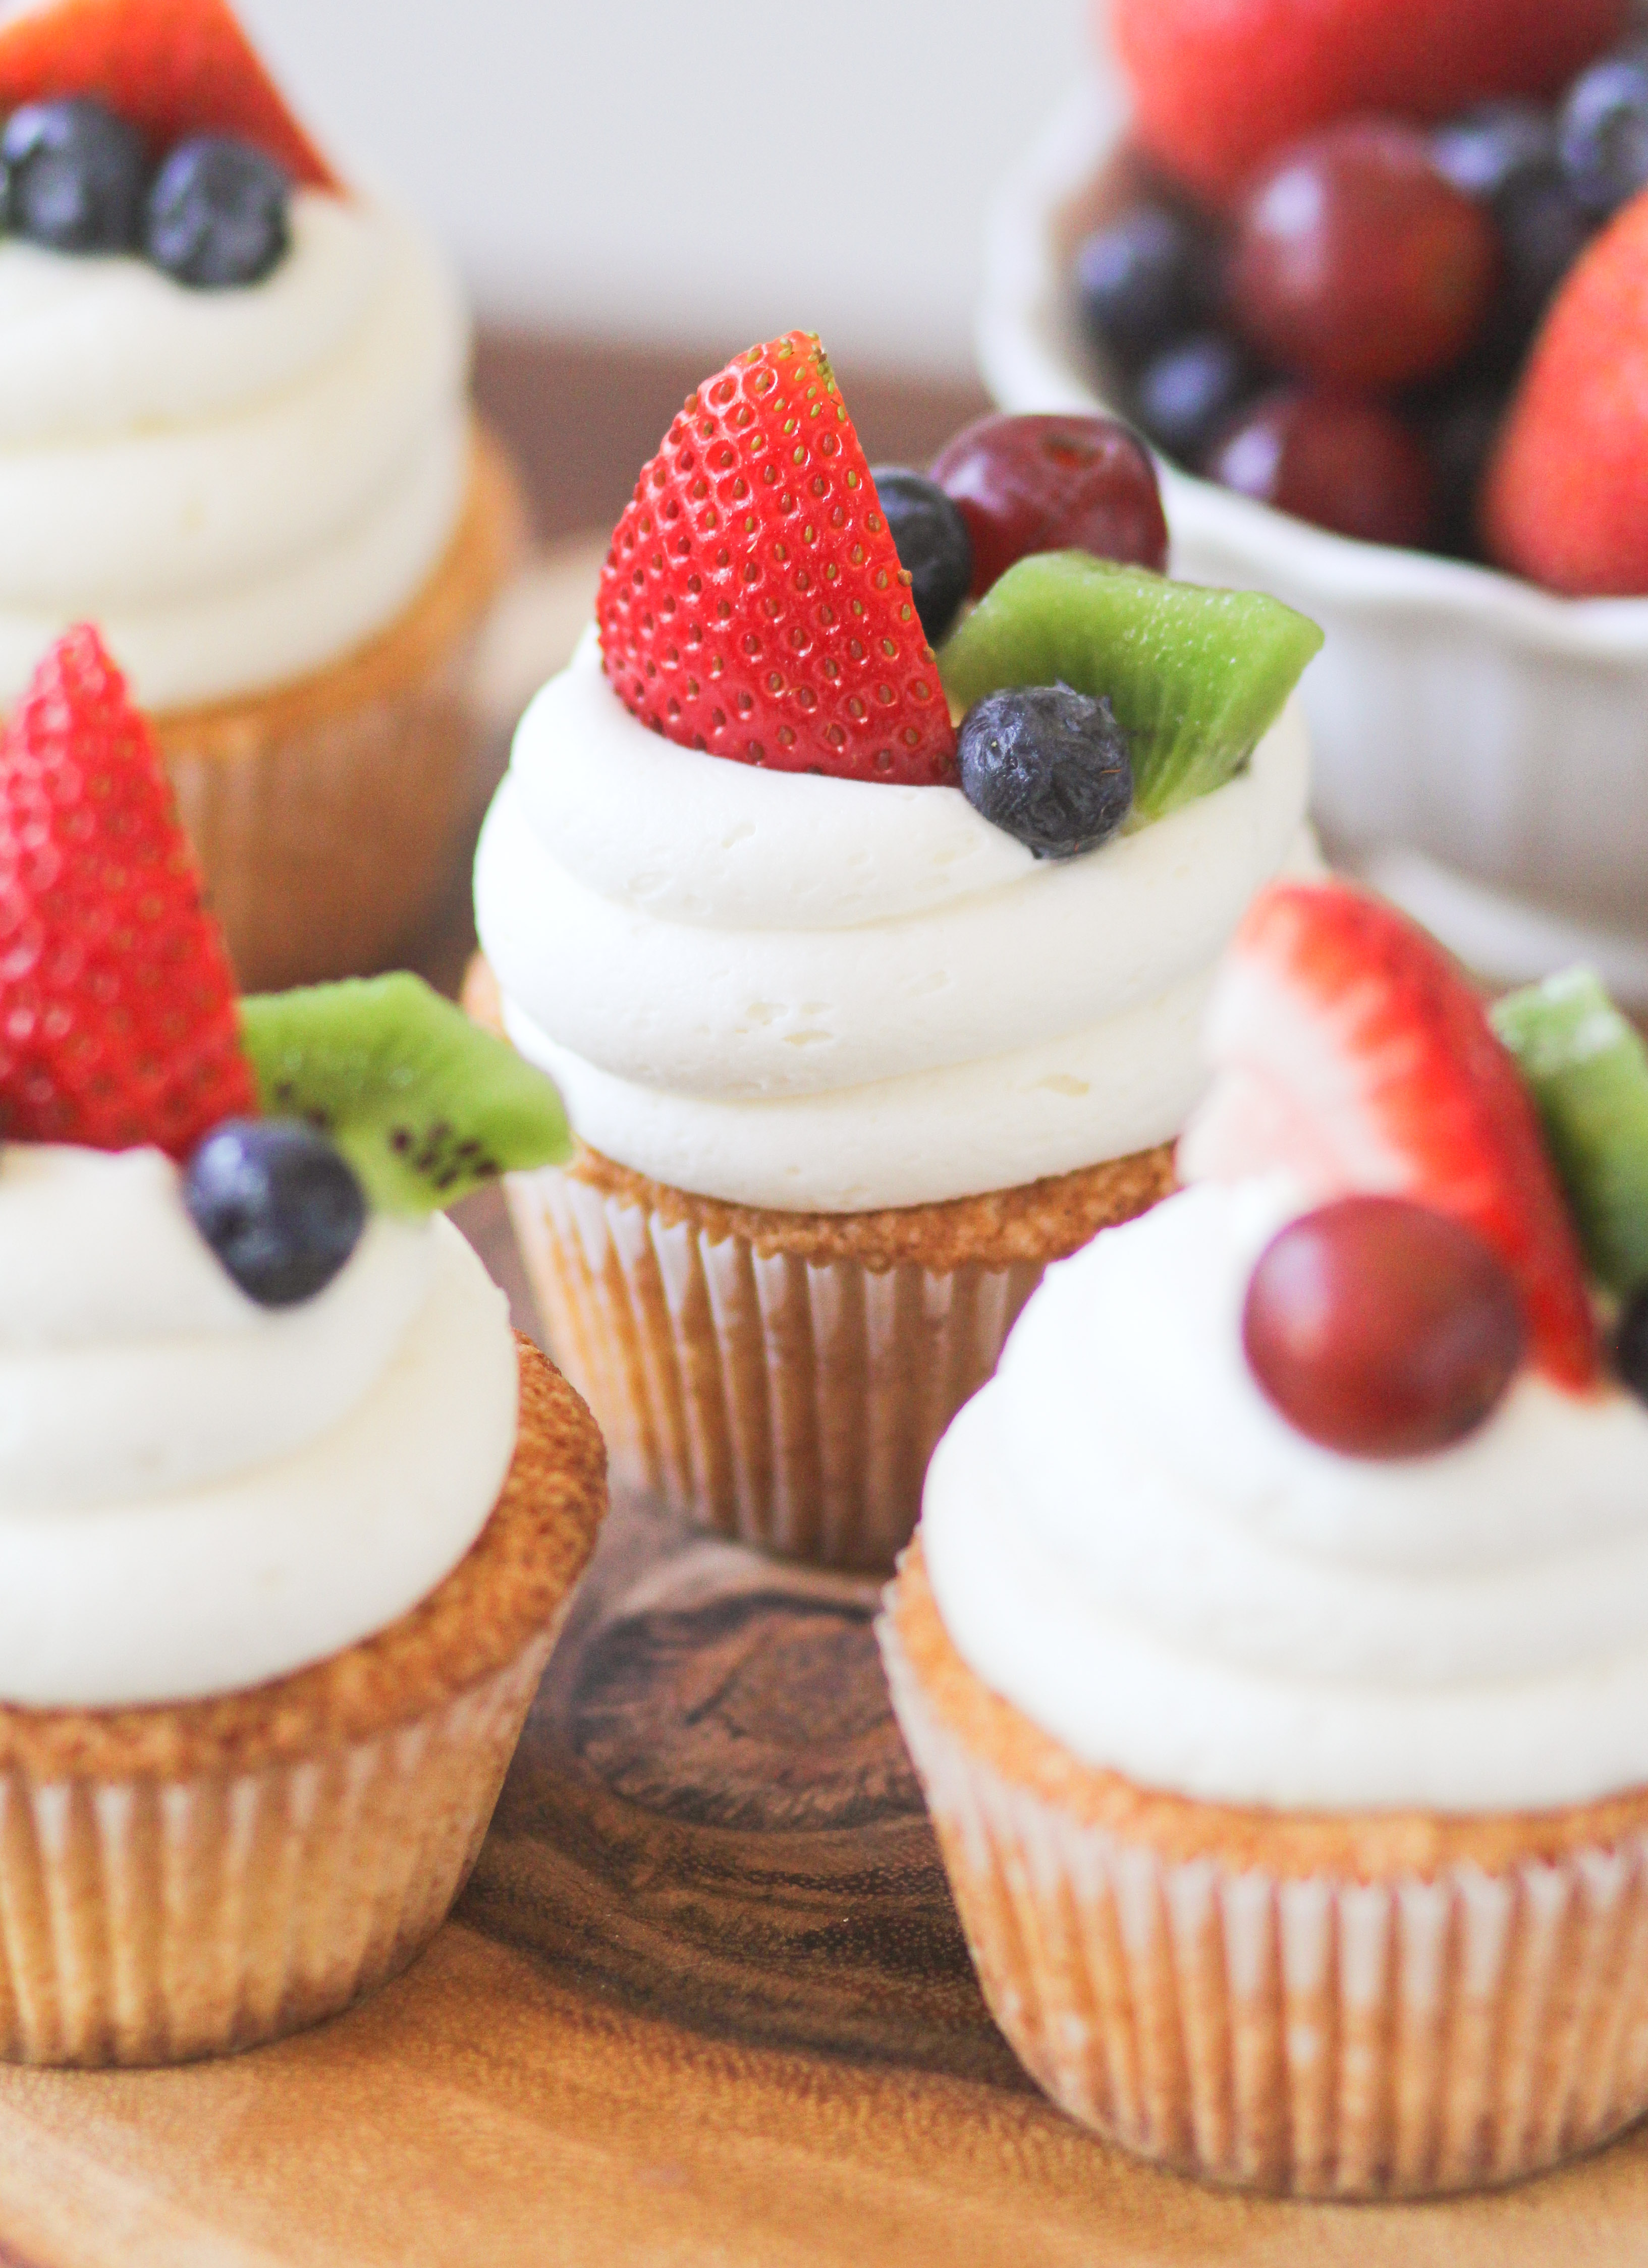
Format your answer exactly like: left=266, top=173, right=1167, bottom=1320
left=879, top=1607, right=1648, bottom=2197
left=0, top=1624, right=556, bottom=2068
left=508, top=1165, right=1043, bottom=1571
left=159, top=424, right=530, bottom=992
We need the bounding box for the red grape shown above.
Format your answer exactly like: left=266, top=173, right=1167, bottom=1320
left=928, top=413, right=1168, bottom=600
left=1230, top=120, right=1500, bottom=390
left=1206, top=388, right=1437, bottom=548
left=1242, top=1196, right=1525, bottom=1458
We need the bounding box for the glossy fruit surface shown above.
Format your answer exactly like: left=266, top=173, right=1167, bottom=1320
left=870, top=467, right=972, bottom=645
left=938, top=552, right=1320, bottom=819
left=928, top=412, right=1168, bottom=598
left=1432, top=99, right=1556, bottom=206
left=1560, top=53, right=1648, bottom=217
left=1230, top=121, right=1499, bottom=390
left=597, top=332, right=956, bottom=784
left=1111, top=0, right=1629, bottom=203
left=1483, top=192, right=1648, bottom=592
left=1133, top=332, right=1259, bottom=465
left=0, top=95, right=144, bottom=251
left=1618, top=1285, right=1648, bottom=1405
left=0, top=0, right=335, bottom=187
left=0, top=626, right=256, bottom=1156
left=1177, top=879, right=1601, bottom=1387
left=1243, top=1196, right=1524, bottom=1457
left=1206, top=388, right=1437, bottom=549
left=184, top=1118, right=365, bottom=1307
left=145, top=133, right=288, bottom=287
left=956, top=685, right=1133, bottom=859
left=1074, top=201, right=1216, bottom=369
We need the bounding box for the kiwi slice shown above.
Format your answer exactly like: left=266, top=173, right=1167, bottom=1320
left=937, top=551, right=1324, bottom=821
left=240, top=974, right=572, bottom=1216
left=1492, top=967, right=1648, bottom=1296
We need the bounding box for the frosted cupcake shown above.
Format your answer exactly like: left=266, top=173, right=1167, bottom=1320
left=474, top=330, right=1321, bottom=1570
left=0, top=626, right=593, bottom=2065
left=0, top=0, right=527, bottom=988
left=882, top=876, right=1648, bottom=2196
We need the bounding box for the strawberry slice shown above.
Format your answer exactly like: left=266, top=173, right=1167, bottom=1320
left=0, top=0, right=336, bottom=189
left=0, top=625, right=257, bottom=1158
left=597, top=330, right=957, bottom=785
left=1178, top=879, right=1599, bottom=1387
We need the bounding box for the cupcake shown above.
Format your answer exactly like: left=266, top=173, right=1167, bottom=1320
left=881, top=874, right=1648, bottom=2196
left=473, top=330, right=1322, bottom=1570
left=0, top=0, right=528, bottom=989
left=0, top=625, right=595, bottom=2066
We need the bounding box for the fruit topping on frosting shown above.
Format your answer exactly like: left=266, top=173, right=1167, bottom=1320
left=0, top=0, right=334, bottom=191
left=0, top=623, right=570, bottom=1306
left=1080, top=1, right=1648, bottom=578
left=183, top=1116, right=366, bottom=1306
left=927, top=412, right=1168, bottom=596
left=938, top=550, right=1322, bottom=819
left=239, top=972, right=572, bottom=1215
left=1242, top=1193, right=1524, bottom=1456
left=0, top=0, right=329, bottom=291
left=956, top=685, right=1132, bottom=859
left=0, top=622, right=256, bottom=1156
left=1178, top=878, right=1601, bottom=1390
left=1492, top=968, right=1648, bottom=1299
left=597, top=330, right=957, bottom=784
left=863, top=467, right=972, bottom=645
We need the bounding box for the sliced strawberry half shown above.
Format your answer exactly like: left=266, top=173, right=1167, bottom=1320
left=596, top=330, right=957, bottom=785
left=0, top=0, right=337, bottom=188
left=0, top=623, right=257, bottom=1158
left=1178, top=879, right=1600, bottom=1387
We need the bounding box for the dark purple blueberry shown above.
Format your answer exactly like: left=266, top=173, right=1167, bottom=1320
left=1559, top=54, right=1648, bottom=218
left=1412, top=383, right=1507, bottom=555
left=1431, top=101, right=1556, bottom=208
left=1132, top=331, right=1259, bottom=465
left=0, top=97, right=146, bottom=253
left=1618, top=1284, right=1648, bottom=1406
left=185, top=1118, right=366, bottom=1307
left=957, top=685, right=1133, bottom=859
left=870, top=466, right=972, bottom=644
left=144, top=135, right=290, bottom=289
left=1490, top=168, right=1598, bottom=351
left=1073, top=201, right=1217, bottom=369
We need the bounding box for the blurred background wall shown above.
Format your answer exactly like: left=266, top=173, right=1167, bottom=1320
left=240, top=0, right=1101, bottom=380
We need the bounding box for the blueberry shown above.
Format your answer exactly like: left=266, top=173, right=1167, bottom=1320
left=958, top=685, right=1133, bottom=859
left=1432, top=101, right=1555, bottom=207
left=1560, top=55, right=1648, bottom=218
left=870, top=467, right=972, bottom=643
left=1491, top=169, right=1597, bottom=351
left=0, top=98, right=146, bottom=253
left=1073, top=201, right=1217, bottom=370
left=144, top=135, right=290, bottom=289
left=184, top=1119, right=366, bottom=1307
left=1132, top=331, right=1259, bottom=466
left=1412, top=382, right=1507, bottom=555
left=1617, top=1285, right=1648, bottom=1406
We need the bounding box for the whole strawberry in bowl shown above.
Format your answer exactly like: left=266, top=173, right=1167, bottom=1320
left=978, top=0, right=1648, bottom=1009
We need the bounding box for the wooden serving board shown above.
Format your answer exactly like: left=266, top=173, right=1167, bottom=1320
left=0, top=1348, right=1645, bottom=2265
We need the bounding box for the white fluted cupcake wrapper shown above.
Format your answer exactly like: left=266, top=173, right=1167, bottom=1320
left=879, top=1610, right=1648, bottom=2197
left=0, top=1627, right=554, bottom=2068
left=507, top=1166, right=1043, bottom=1571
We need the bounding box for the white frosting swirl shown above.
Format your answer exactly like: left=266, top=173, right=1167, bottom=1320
left=0, top=191, right=470, bottom=709
left=0, top=1146, right=518, bottom=1707
left=923, top=1177, right=1648, bottom=1813
left=474, top=631, right=1314, bottom=1210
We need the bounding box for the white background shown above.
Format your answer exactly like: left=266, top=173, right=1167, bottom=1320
left=239, top=0, right=1105, bottom=374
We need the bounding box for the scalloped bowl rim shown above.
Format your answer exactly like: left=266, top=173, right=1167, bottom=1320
left=978, top=79, right=1648, bottom=664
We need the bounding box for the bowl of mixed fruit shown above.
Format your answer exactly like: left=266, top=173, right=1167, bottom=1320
left=978, top=0, right=1648, bottom=1003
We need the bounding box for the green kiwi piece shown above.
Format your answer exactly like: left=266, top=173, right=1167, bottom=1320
left=1491, top=966, right=1648, bottom=1296
left=239, top=974, right=572, bottom=1216
left=937, top=551, right=1324, bottom=821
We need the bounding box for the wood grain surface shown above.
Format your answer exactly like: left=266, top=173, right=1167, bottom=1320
left=0, top=407, right=1642, bottom=2262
